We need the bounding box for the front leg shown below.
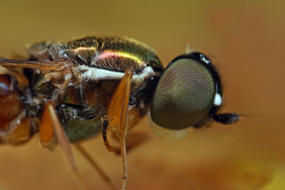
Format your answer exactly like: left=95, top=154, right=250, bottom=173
left=102, top=68, right=134, bottom=190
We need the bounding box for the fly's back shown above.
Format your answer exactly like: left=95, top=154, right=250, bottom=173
left=28, top=36, right=163, bottom=72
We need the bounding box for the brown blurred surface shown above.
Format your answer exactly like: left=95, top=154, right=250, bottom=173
left=0, top=0, right=284, bottom=190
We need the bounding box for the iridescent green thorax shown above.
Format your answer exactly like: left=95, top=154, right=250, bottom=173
left=28, top=36, right=163, bottom=73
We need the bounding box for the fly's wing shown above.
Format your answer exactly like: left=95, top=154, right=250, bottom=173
left=0, top=58, right=72, bottom=70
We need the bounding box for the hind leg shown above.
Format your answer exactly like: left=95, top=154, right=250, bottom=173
left=39, top=102, right=92, bottom=190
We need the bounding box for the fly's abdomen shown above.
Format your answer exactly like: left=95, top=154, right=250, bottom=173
left=0, top=75, right=21, bottom=132
left=58, top=103, right=104, bottom=142
left=58, top=81, right=108, bottom=142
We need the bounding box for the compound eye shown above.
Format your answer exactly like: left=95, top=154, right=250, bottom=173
left=150, top=53, right=217, bottom=130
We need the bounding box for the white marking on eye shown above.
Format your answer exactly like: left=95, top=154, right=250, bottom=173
left=214, top=93, right=223, bottom=106
left=201, top=55, right=211, bottom=64
left=78, top=65, right=156, bottom=84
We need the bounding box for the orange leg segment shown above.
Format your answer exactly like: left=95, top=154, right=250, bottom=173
left=39, top=102, right=91, bottom=190
left=103, top=68, right=134, bottom=190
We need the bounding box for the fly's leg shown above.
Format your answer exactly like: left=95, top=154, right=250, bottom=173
left=39, top=102, right=56, bottom=149
left=102, top=69, right=134, bottom=190
left=103, top=108, right=150, bottom=155
left=39, top=102, right=91, bottom=190
left=74, top=143, right=116, bottom=190
left=102, top=120, right=119, bottom=153
left=120, top=130, right=150, bottom=155
left=120, top=107, right=151, bottom=153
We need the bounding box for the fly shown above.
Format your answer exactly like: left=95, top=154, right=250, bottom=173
left=0, top=36, right=239, bottom=190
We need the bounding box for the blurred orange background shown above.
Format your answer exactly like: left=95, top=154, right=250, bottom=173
left=0, top=0, right=284, bottom=190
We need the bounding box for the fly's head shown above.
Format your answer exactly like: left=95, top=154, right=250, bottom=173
left=150, top=52, right=239, bottom=131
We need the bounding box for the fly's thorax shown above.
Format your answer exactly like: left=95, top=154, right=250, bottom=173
left=27, top=36, right=163, bottom=72
left=27, top=36, right=163, bottom=100
left=25, top=36, right=164, bottom=142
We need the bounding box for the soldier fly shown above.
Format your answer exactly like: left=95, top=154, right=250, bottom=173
left=0, top=36, right=239, bottom=190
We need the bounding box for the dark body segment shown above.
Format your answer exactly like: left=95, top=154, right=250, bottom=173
left=24, top=36, right=163, bottom=142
